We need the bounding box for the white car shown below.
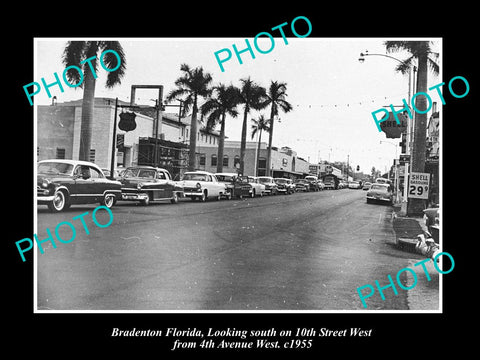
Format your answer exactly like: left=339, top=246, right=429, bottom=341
left=180, top=171, right=227, bottom=201
left=242, top=176, right=266, bottom=197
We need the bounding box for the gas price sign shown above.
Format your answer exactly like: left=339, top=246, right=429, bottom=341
left=408, top=172, right=430, bottom=199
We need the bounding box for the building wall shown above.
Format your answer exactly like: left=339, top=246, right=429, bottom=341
left=37, top=105, right=75, bottom=161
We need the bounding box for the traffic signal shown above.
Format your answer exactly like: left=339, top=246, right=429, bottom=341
left=356, top=165, right=360, bottom=171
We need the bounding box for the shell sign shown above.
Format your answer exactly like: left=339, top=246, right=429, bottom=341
left=380, top=112, right=408, bottom=138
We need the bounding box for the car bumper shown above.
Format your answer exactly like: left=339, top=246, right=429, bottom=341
left=367, top=195, right=392, bottom=202
left=121, top=192, right=149, bottom=201
left=184, top=191, right=204, bottom=197
left=37, top=195, right=55, bottom=203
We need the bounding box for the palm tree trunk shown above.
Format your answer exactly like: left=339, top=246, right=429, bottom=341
left=239, top=108, right=248, bottom=175
left=266, top=104, right=275, bottom=176
left=216, top=112, right=226, bottom=173
left=78, top=64, right=96, bottom=161
left=256, top=129, right=262, bottom=176
left=188, top=96, right=198, bottom=171
left=408, top=52, right=428, bottom=215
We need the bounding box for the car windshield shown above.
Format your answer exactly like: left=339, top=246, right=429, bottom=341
left=371, top=184, right=388, bottom=191
left=305, top=177, right=316, bottom=181
left=216, top=175, right=235, bottom=182
left=183, top=173, right=208, bottom=181
left=258, top=177, right=272, bottom=183
left=123, top=168, right=157, bottom=179
left=296, top=179, right=307, bottom=183
left=275, top=179, right=288, bottom=184
left=38, top=162, right=74, bottom=175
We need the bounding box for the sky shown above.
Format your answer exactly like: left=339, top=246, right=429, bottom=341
left=34, top=37, right=441, bottom=174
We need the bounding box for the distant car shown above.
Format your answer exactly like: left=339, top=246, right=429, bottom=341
left=362, top=182, right=372, bottom=190
left=257, top=176, right=278, bottom=195
left=241, top=176, right=266, bottom=197
left=37, top=159, right=122, bottom=212
left=102, top=168, right=121, bottom=180
left=366, top=183, right=393, bottom=204
left=215, top=173, right=253, bottom=199
left=120, top=166, right=184, bottom=205
left=180, top=171, right=227, bottom=201
left=348, top=181, right=361, bottom=189
left=294, top=179, right=310, bottom=192
left=317, top=179, right=325, bottom=190
left=305, top=175, right=320, bottom=191
left=274, top=178, right=294, bottom=194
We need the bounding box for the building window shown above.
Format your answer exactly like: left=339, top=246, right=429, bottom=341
left=258, top=157, right=266, bottom=169
left=56, top=148, right=65, bottom=159
left=234, top=155, right=240, bottom=169
left=211, top=154, right=217, bottom=166
left=209, top=135, right=212, bottom=144
left=223, top=155, right=229, bottom=167
left=37, top=147, right=40, bottom=157
left=199, top=153, right=206, bottom=166
left=89, top=149, right=96, bottom=163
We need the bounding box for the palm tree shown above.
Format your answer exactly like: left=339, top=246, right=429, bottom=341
left=238, top=77, right=267, bottom=175
left=251, top=115, right=270, bottom=176
left=264, top=81, right=293, bottom=176
left=166, top=64, right=213, bottom=171
left=385, top=41, right=439, bottom=215
left=201, top=83, right=240, bottom=173
left=62, top=41, right=126, bottom=161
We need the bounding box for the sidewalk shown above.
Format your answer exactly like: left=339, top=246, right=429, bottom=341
left=391, top=203, right=440, bottom=311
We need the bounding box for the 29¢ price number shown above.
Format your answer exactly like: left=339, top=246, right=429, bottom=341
left=409, top=184, right=428, bottom=196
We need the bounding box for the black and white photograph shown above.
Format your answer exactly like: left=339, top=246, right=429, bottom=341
left=7, top=7, right=472, bottom=355
left=32, top=36, right=444, bottom=312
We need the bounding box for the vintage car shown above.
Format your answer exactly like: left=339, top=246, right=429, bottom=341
left=257, top=176, right=278, bottom=195
left=362, top=181, right=372, bottom=190
left=180, top=171, right=228, bottom=201
left=366, top=183, right=393, bottom=204
left=294, top=178, right=310, bottom=192
left=37, top=159, right=122, bottom=212
left=348, top=181, right=362, bottom=189
left=242, top=176, right=266, bottom=197
left=119, top=166, right=184, bottom=205
left=317, top=179, right=325, bottom=190
left=274, top=178, right=294, bottom=194
left=215, top=173, right=253, bottom=199
left=305, top=175, right=321, bottom=191
left=423, top=207, right=439, bottom=243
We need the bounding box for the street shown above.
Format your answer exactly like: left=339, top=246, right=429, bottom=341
left=36, top=189, right=439, bottom=311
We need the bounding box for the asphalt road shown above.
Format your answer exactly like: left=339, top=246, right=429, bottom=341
left=36, top=189, right=439, bottom=311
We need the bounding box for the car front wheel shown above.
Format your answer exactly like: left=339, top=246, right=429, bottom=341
left=200, top=191, right=207, bottom=202
left=48, top=189, right=68, bottom=212
left=170, top=192, right=179, bottom=204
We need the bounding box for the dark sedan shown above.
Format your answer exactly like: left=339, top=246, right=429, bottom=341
left=37, top=159, right=122, bottom=212
left=120, top=166, right=184, bottom=205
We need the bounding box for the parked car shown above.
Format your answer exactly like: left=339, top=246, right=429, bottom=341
left=215, top=173, right=253, bottom=199
left=274, top=178, right=294, bottom=194
left=180, top=171, right=227, bottom=201
left=305, top=175, right=321, bottom=191
left=423, top=207, right=439, bottom=243
left=362, top=182, right=372, bottom=190
left=37, top=159, right=122, bottom=212
left=102, top=168, right=121, bottom=180
left=119, top=166, right=184, bottom=205
left=257, top=176, right=278, bottom=195
left=348, top=181, right=361, bottom=189
left=294, top=178, right=310, bottom=192
left=241, top=176, right=266, bottom=197
left=366, top=183, right=393, bottom=204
